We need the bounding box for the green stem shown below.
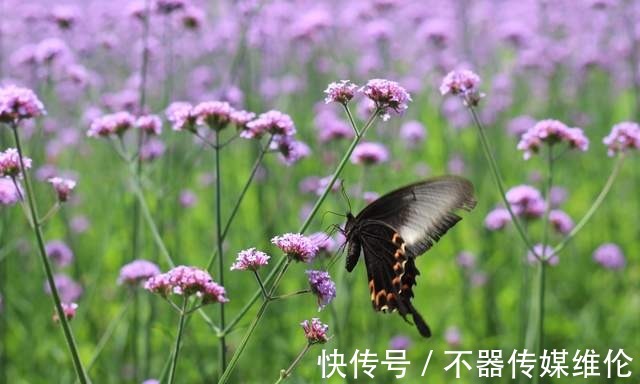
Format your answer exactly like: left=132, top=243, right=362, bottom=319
left=215, top=130, right=227, bottom=373
left=168, top=297, right=188, bottom=384
left=274, top=344, right=311, bottom=384
left=218, top=108, right=379, bottom=384
left=253, top=270, right=269, bottom=300
left=10, top=124, right=90, bottom=383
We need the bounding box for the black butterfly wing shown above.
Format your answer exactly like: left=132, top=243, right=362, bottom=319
left=355, top=176, right=476, bottom=258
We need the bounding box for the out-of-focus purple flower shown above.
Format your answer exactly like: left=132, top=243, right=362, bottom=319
left=231, top=248, right=270, bottom=271
left=306, top=270, right=336, bottom=310
left=46, top=274, right=83, bottom=302
left=0, top=148, right=32, bottom=177
left=242, top=110, right=296, bottom=139
left=507, top=115, right=536, bottom=137
left=549, top=186, right=568, bottom=208
left=351, top=142, right=389, bottom=165
left=389, top=335, right=412, bottom=350
left=88, top=112, right=136, bottom=138
left=447, top=154, right=465, bottom=174
left=274, top=137, right=311, bottom=166
left=301, top=318, right=329, bottom=344
left=179, top=189, right=197, bottom=207
left=506, top=185, right=546, bottom=219
left=230, top=110, right=255, bottom=131
left=144, top=265, right=228, bottom=304
left=400, top=120, right=426, bottom=148
left=181, top=6, right=205, bottom=29
left=49, top=5, right=79, bottom=30
left=444, top=326, right=461, bottom=347
left=142, top=380, right=160, bottom=384
left=53, top=302, right=78, bottom=322
left=549, top=210, right=574, bottom=235
left=0, top=177, right=22, bottom=205
left=440, top=69, right=484, bottom=106
left=166, top=102, right=196, bottom=132
left=70, top=215, right=90, bottom=233
left=527, top=244, right=558, bottom=266
left=35, top=38, right=69, bottom=64
left=360, top=79, right=411, bottom=121
left=271, top=233, right=318, bottom=262
left=309, top=232, right=337, bottom=256
left=140, top=139, right=166, bottom=162
left=45, top=240, right=74, bottom=267
left=471, top=271, right=488, bottom=287
left=484, top=207, right=511, bottom=231
left=136, top=115, right=163, bottom=135
left=0, top=85, right=46, bottom=123
left=593, top=243, right=625, bottom=270
left=192, top=101, right=234, bottom=130
left=118, top=259, right=161, bottom=285
left=602, top=121, right=640, bottom=156
left=324, top=80, right=358, bottom=104
left=155, top=0, right=187, bottom=14
left=48, top=177, right=76, bottom=202
left=456, top=251, right=475, bottom=269
left=517, top=119, right=589, bottom=160
left=363, top=191, right=379, bottom=204
left=314, top=109, right=354, bottom=142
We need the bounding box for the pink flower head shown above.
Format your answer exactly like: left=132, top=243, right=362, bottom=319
left=48, top=177, right=76, bottom=202
left=0, top=177, right=22, bottom=205
left=440, top=69, right=484, bottom=106
left=360, top=79, right=411, bottom=121
left=271, top=233, right=318, bottom=262
left=49, top=5, right=79, bottom=30
left=602, top=121, right=640, bottom=156
left=140, top=138, right=166, bottom=162
left=179, top=189, right=197, bottom=207
left=350, top=142, right=389, bottom=165
left=306, top=270, right=336, bottom=310
left=301, top=318, right=329, bottom=344
left=444, top=326, right=461, bottom=347
left=274, top=136, right=311, bottom=166
left=593, top=243, right=625, bottom=270
left=506, top=185, right=546, bottom=220
left=400, top=120, right=426, bottom=147
left=517, top=119, right=589, bottom=159
left=165, top=102, right=196, bottom=131
left=46, top=274, right=83, bottom=302
left=35, top=38, right=69, bottom=64
left=0, top=148, right=32, bottom=177
left=484, top=207, right=511, bottom=231
left=231, top=248, right=270, bottom=271
left=192, top=101, right=234, bottom=130
left=136, top=114, right=163, bottom=135
left=88, top=112, right=136, bottom=137
left=53, top=302, right=78, bottom=322
left=324, top=80, right=358, bottom=104
left=118, top=259, right=161, bottom=285
left=549, top=210, right=574, bottom=235
left=45, top=240, right=74, bottom=267
left=230, top=110, right=256, bottom=131
left=144, top=265, right=228, bottom=305
left=0, top=85, right=46, bottom=123
left=527, top=244, right=558, bottom=266
left=309, top=232, right=337, bottom=256
left=456, top=251, right=476, bottom=269
left=242, top=110, right=296, bottom=139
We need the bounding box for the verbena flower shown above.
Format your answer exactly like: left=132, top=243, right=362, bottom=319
left=87, top=112, right=136, bottom=137
left=230, top=110, right=256, bottom=131
left=46, top=274, right=83, bottom=302
left=593, top=243, right=625, bottom=270
left=309, top=232, right=337, bottom=256
left=192, top=101, right=234, bottom=130
left=45, top=240, right=74, bottom=267
left=440, top=69, right=484, bottom=106
left=165, top=102, right=196, bottom=131
left=507, top=115, right=536, bottom=137
left=48, top=177, right=76, bottom=202
left=484, top=207, right=511, bottom=230
left=49, top=5, right=79, bottom=30
left=274, top=137, right=311, bottom=166
left=35, top=38, right=68, bottom=64
left=242, top=110, right=296, bottom=139
left=363, top=191, right=379, bottom=204
left=527, top=244, right=558, bottom=266
left=400, top=120, right=426, bottom=148
left=549, top=210, right=574, bottom=235
left=118, top=259, right=161, bottom=285
left=350, top=142, right=389, bottom=165
left=360, top=79, right=411, bottom=121
left=181, top=6, right=205, bottom=29
left=324, top=80, right=358, bottom=104
left=136, top=114, right=163, bottom=135
left=144, top=265, right=228, bottom=304
left=0, top=177, right=22, bottom=205
left=179, top=189, right=197, bottom=207
left=0, top=85, right=46, bottom=123
left=271, top=233, right=318, bottom=262
left=53, top=302, right=78, bottom=322
left=506, top=185, right=546, bottom=219
left=389, top=335, right=412, bottom=350
left=140, top=139, right=166, bottom=162
left=0, top=148, right=32, bottom=178
left=315, top=110, right=354, bottom=142
left=602, top=121, right=640, bottom=156
left=517, top=119, right=589, bottom=160
left=306, top=270, right=336, bottom=310
left=231, top=248, right=270, bottom=271
left=444, top=326, right=461, bottom=347
left=549, top=186, right=568, bottom=208
left=301, top=318, right=329, bottom=344
left=455, top=251, right=476, bottom=269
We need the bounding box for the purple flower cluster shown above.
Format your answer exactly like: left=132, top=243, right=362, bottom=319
left=602, top=122, right=640, bottom=156
left=324, top=80, right=358, bottom=104
left=166, top=102, right=197, bottom=132
left=440, top=69, right=484, bottom=106
left=140, top=139, right=166, bottom=162
left=87, top=111, right=136, bottom=138
left=517, top=119, right=589, bottom=160
left=301, top=318, right=329, bottom=344
left=274, top=137, right=311, bottom=166
left=136, top=115, right=163, bottom=135
left=231, top=248, right=271, bottom=271
left=271, top=233, right=318, bottom=262
left=0, top=148, right=32, bottom=178
left=549, top=210, right=574, bottom=235
left=45, top=240, right=74, bottom=267
left=306, top=270, right=336, bottom=310
left=360, top=79, right=412, bottom=121
left=527, top=244, right=559, bottom=266
left=118, top=259, right=161, bottom=285
left=192, top=101, right=234, bottom=130
left=0, top=178, right=22, bottom=205
left=48, top=177, right=76, bottom=202
left=506, top=185, right=546, bottom=219
left=484, top=207, right=511, bottom=231
left=243, top=110, right=296, bottom=139
left=592, top=243, right=625, bottom=270
left=309, top=232, right=337, bottom=256
left=350, top=142, right=389, bottom=165
left=46, top=274, right=83, bottom=303
left=400, top=121, right=427, bottom=148
left=144, top=265, right=228, bottom=304
left=0, top=85, right=46, bottom=123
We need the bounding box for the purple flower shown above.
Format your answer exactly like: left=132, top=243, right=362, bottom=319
left=389, top=335, right=412, bottom=350
left=271, top=233, right=318, bottom=262
left=306, top=270, right=336, bottom=310
left=155, top=0, right=187, bottom=14
left=314, top=109, right=354, bottom=143
left=242, top=110, right=296, bottom=139
left=447, top=154, right=465, bottom=175
left=484, top=207, right=511, bottom=230
left=0, top=177, right=22, bottom=205
left=0, top=85, right=46, bottom=123
left=0, top=148, right=32, bottom=178
left=231, top=248, right=270, bottom=271
left=118, top=259, right=161, bottom=285
left=181, top=6, right=205, bottom=29
left=165, top=102, right=196, bottom=131
left=35, top=38, right=69, bottom=64
left=142, top=380, right=160, bottom=384
left=506, top=185, right=546, bottom=219
left=444, top=326, right=461, bottom=347
left=144, top=265, right=228, bottom=304
left=88, top=112, right=136, bottom=137
left=301, top=318, right=329, bottom=344
left=324, top=80, right=358, bottom=104
left=230, top=110, right=256, bottom=131
left=309, top=232, right=337, bottom=256
left=527, top=244, right=558, bottom=266
left=136, top=115, right=163, bottom=135
left=192, top=101, right=234, bottom=130
left=507, top=115, right=536, bottom=137
left=456, top=251, right=476, bottom=269
left=53, top=302, right=78, bottom=322
left=45, top=274, right=83, bottom=302
left=350, top=142, right=389, bottom=165
left=274, top=137, right=311, bottom=166
left=400, top=120, right=426, bottom=148
left=179, top=189, right=197, bottom=207
left=549, top=186, right=568, bottom=208
left=517, top=119, right=589, bottom=160
left=363, top=191, right=379, bottom=204
left=440, top=69, right=484, bottom=106
left=602, top=121, right=640, bottom=156
left=360, top=79, right=411, bottom=121
left=45, top=240, right=74, bottom=267
left=49, top=5, right=79, bottom=30
left=593, top=243, right=625, bottom=270
left=140, top=139, right=166, bottom=162
left=549, top=210, right=574, bottom=235
left=70, top=215, right=90, bottom=233
left=48, top=177, right=76, bottom=202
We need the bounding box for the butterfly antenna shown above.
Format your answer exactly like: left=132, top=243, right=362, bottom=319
left=318, top=210, right=345, bottom=232
left=340, top=182, right=353, bottom=213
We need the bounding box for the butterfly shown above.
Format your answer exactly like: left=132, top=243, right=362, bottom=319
left=343, top=176, right=476, bottom=337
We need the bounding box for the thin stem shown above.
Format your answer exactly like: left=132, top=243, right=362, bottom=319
left=270, top=289, right=311, bottom=301
left=553, top=154, right=625, bottom=255
left=253, top=270, right=269, bottom=300
left=468, top=107, right=538, bottom=257
left=38, top=202, right=60, bottom=225
left=168, top=297, right=188, bottom=384
left=274, top=344, right=311, bottom=384
left=10, top=124, right=90, bottom=383
left=215, top=130, right=227, bottom=373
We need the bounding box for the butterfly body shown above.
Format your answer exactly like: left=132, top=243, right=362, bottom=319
left=344, top=176, right=476, bottom=338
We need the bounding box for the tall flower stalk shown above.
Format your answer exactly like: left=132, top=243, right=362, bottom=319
left=214, top=130, right=227, bottom=372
